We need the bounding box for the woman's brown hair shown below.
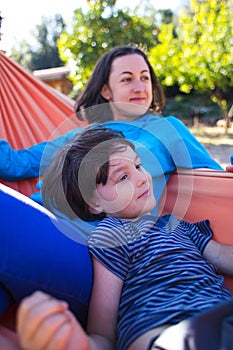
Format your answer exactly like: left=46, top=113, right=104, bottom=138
left=75, top=45, right=165, bottom=123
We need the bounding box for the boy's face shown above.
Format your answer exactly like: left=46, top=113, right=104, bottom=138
left=92, top=146, right=156, bottom=220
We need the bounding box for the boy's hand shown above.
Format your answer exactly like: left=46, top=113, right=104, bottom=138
left=17, top=291, right=89, bottom=350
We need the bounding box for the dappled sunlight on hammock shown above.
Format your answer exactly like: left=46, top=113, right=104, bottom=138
left=0, top=50, right=86, bottom=196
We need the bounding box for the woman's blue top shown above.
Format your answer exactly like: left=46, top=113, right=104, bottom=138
left=0, top=114, right=221, bottom=184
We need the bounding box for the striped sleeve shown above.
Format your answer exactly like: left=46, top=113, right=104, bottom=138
left=88, top=218, right=131, bottom=281
left=180, top=219, right=213, bottom=253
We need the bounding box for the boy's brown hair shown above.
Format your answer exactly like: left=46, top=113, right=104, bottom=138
left=42, top=125, right=135, bottom=221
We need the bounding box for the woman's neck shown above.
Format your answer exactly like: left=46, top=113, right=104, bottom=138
left=110, top=102, right=150, bottom=121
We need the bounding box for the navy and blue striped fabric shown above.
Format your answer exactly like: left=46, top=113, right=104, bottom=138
left=89, top=214, right=232, bottom=350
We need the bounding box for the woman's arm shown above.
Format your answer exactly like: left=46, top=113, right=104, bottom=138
left=203, top=239, right=233, bottom=276
left=166, top=116, right=223, bottom=170
left=0, top=129, right=79, bottom=181
left=0, top=140, right=46, bottom=181
left=16, top=257, right=123, bottom=350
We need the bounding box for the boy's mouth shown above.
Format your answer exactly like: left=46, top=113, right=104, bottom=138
left=138, top=189, right=150, bottom=198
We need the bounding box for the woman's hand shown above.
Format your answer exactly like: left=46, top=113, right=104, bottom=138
left=17, top=291, right=89, bottom=350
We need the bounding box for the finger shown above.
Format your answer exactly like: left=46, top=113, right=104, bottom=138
left=17, top=291, right=68, bottom=330
left=20, top=311, right=72, bottom=350
left=17, top=292, right=68, bottom=342
left=18, top=297, right=68, bottom=339
left=17, top=291, right=55, bottom=325
left=18, top=291, right=53, bottom=312
left=37, top=318, right=73, bottom=350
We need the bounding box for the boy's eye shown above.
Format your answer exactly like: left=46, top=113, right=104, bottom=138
left=119, top=174, right=128, bottom=182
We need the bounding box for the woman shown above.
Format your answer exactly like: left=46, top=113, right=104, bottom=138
left=0, top=46, right=222, bottom=329
left=0, top=46, right=221, bottom=184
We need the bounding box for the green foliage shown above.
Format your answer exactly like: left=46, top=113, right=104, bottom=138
left=57, top=1, right=158, bottom=91
left=149, top=0, right=233, bottom=127
left=10, top=15, right=66, bottom=71
left=10, top=40, right=34, bottom=69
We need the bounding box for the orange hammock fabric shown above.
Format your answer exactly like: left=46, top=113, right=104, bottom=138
left=160, top=169, right=233, bottom=292
left=0, top=50, right=86, bottom=196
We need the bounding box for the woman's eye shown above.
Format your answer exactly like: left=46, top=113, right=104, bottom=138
left=142, top=76, right=150, bottom=81
left=121, top=77, right=131, bottom=82
left=136, top=163, right=142, bottom=169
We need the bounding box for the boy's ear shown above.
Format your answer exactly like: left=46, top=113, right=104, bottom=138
left=100, top=84, right=112, bottom=101
left=88, top=194, right=103, bottom=215
left=89, top=204, right=103, bottom=215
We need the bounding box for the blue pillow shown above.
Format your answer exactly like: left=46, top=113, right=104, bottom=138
left=0, top=183, right=93, bottom=326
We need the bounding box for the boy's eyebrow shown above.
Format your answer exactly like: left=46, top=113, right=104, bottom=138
left=108, top=154, right=140, bottom=179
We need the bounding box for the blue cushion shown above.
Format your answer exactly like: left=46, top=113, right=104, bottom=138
left=0, top=184, right=93, bottom=326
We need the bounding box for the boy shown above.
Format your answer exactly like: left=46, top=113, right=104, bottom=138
left=15, top=126, right=233, bottom=350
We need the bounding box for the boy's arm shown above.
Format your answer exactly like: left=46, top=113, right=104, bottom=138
left=203, top=239, right=233, bottom=276
left=87, top=257, right=123, bottom=349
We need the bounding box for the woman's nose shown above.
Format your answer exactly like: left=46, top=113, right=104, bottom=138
left=133, top=80, right=144, bottom=92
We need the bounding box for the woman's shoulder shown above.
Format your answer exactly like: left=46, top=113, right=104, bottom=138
left=142, top=113, right=186, bottom=128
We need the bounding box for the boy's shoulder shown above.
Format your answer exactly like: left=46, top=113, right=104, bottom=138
left=89, top=217, right=127, bottom=248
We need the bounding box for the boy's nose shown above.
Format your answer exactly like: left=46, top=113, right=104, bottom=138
left=136, top=170, right=147, bottom=187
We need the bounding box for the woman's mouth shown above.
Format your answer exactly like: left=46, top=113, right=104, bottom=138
left=130, top=97, right=146, bottom=103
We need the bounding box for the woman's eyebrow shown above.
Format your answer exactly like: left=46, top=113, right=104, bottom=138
left=120, top=69, right=149, bottom=76
left=120, top=71, right=132, bottom=76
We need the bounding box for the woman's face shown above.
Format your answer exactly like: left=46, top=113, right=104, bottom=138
left=101, top=54, right=153, bottom=120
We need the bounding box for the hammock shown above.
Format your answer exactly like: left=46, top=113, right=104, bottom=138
left=160, top=168, right=233, bottom=291
left=0, top=50, right=86, bottom=196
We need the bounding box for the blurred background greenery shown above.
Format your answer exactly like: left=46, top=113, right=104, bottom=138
left=2, top=0, right=233, bottom=133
